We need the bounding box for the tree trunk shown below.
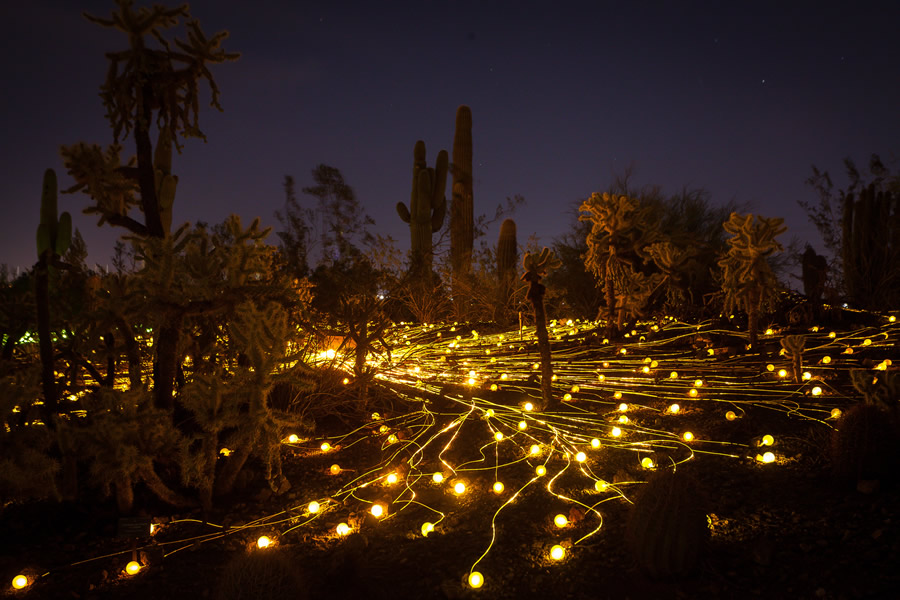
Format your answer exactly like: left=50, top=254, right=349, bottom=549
left=115, top=473, right=134, bottom=514
left=154, top=320, right=181, bottom=410
left=214, top=442, right=254, bottom=498
left=526, top=276, right=556, bottom=411
left=138, top=464, right=193, bottom=508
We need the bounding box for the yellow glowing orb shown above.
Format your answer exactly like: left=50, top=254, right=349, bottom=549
left=536, top=465, right=547, bottom=476
left=725, top=410, right=737, bottom=421
left=530, top=444, right=541, bottom=455
left=766, top=364, right=775, bottom=372
left=575, top=451, right=587, bottom=462
left=12, top=575, right=29, bottom=589
left=379, top=425, right=389, bottom=433
left=125, top=561, right=141, bottom=575
left=822, top=356, right=832, bottom=364
left=524, top=402, right=535, bottom=412
left=257, top=536, right=271, bottom=549
left=830, top=408, right=842, bottom=419
left=219, top=448, right=232, bottom=456
left=387, top=434, right=399, bottom=444
left=550, top=545, right=566, bottom=560
left=500, top=373, right=508, bottom=380
left=620, top=348, right=627, bottom=355
left=532, top=363, right=540, bottom=370
left=485, top=408, right=494, bottom=418
left=554, top=514, right=568, bottom=528
left=551, top=374, right=558, bottom=381
left=421, top=522, right=434, bottom=536
left=618, top=402, right=628, bottom=411
left=683, top=431, right=694, bottom=442
left=828, top=331, right=836, bottom=338
left=688, top=388, right=699, bottom=397
left=330, top=464, right=341, bottom=475
left=467, top=378, right=475, bottom=385
left=650, top=361, right=658, bottom=368
left=591, top=438, right=601, bottom=448
left=468, top=571, right=484, bottom=589
left=812, top=386, right=823, bottom=396
left=454, top=482, right=466, bottom=494
left=598, top=374, right=605, bottom=381
left=760, top=452, right=776, bottom=463
left=336, top=523, right=351, bottom=536
left=386, top=473, right=398, bottom=485
left=595, top=480, right=609, bottom=492
left=889, top=316, right=896, bottom=323
left=320, top=442, right=331, bottom=452
left=765, top=328, right=774, bottom=336
left=490, top=383, right=498, bottom=391
left=518, top=420, right=528, bottom=430
left=642, top=366, right=650, bottom=374
left=863, top=338, right=872, bottom=346
left=614, top=392, right=623, bottom=400
left=308, top=501, right=320, bottom=513
left=563, top=393, right=573, bottom=401
left=777, top=369, right=788, bottom=378
left=571, top=385, right=580, bottom=393
left=370, top=504, right=385, bottom=518
left=342, top=377, right=350, bottom=385
left=670, top=371, right=678, bottom=379
left=618, top=415, right=629, bottom=425
left=493, top=481, right=505, bottom=493
left=641, top=457, right=655, bottom=469
left=761, top=434, right=774, bottom=446
left=494, top=432, right=504, bottom=441
left=325, top=348, right=336, bottom=360
left=611, top=426, right=622, bottom=437
left=669, top=404, right=680, bottom=414
left=694, top=379, right=703, bottom=387
left=802, top=371, right=812, bottom=380
left=287, top=434, right=299, bottom=443
left=432, top=472, right=444, bottom=483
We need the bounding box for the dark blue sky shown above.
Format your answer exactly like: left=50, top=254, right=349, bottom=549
left=2, top=0, right=898, bottom=274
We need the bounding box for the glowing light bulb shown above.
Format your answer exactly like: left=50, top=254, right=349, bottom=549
left=777, top=369, right=788, bottom=378
left=524, top=402, right=534, bottom=411
left=518, top=420, right=528, bottom=430
left=536, top=465, right=547, bottom=476
left=641, top=457, right=654, bottom=469
left=379, top=425, right=389, bottom=433
left=822, top=355, right=832, bottom=364
left=257, top=536, right=271, bottom=549
left=550, top=545, right=566, bottom=560
left=829, top=331, right=836, bottom=339
left=591, top=438, right=601, bottom=448
left=320, top=442, right=331, bottom=452
left=308, top=501, right=320, bottom=513
left=554, top=514, right=568, bottom=527
left=500, top=373, right=508, bottom=380
left=766, top=364, right=775, bottom=372
left=620, top=348, right=627, bottom=355
left=642, top=366, right=650, bottom=374
left=325, top=348, right=336, bottom=360
left=759, top=452, right=775, bottom=464
left=371, top=504, right=384, bottom=518
left=432, top=472, right=444, bottom=483
left=494, top=432, right=504, bottom=441
left=12, top=575, right=29, bottom=589
left=802, top=371, right=812, bottom=380
left=688, top=388, right=698, bottom=397
left=336, top=523, right=351, bottom=536
left=890, top=316, right=896, bottom=323
left=575, top=451, right=587, bottom=462
left=694, top=379, right=703, bottom=387
left=811, top=386, right=823, bottom=396
left=725, top=410, right=737, bottom=421
left=571, top=385, right=580, bottom=393
left=387, top=434, right=399, bottom=444
left=670, top=371, right=678, bottom=379
left=125, top=561, right=141, bottom=575
left=765, top=328, right=774, bottom=336
left=342, top=377, right=350, bottom=384
left=467, top=378, right=475, bottom=385
left=614, top=392, right=623, bottom=400
left=330, top=464, right=341, bottom=475
left=468, top=571, right=484, bottom=589
left=863, top=338, right=872, bottom=346
left=668, top=404, right=680, bottom=414
left=532, top=363, right=540, bottom=370
left=454, top=482, right=466, bottom=494
left=287, top=434, right=299, bottom=443
left=617, top=415, right=629, bottom=425
left=493, top=481, right=505, bottom=493
left=386, top=473, right=398, bottom=485
left=830, top=408, right=842, bottom=419
left=650, top=361, right=659, bottom=368
left=611, top=426, right=622, bottom=437
left=618, top=402, right=628, bottom=411
left=598, top=374, right=605, bottom=382
left=595, top=480, right=609, bottom=492
left=563, top=393, right=573, bottom=401
left=421, top=522, right=434, bottom=536
left=490, top=383, right=498, bottom=391
left=761, top=435, right=774, bottom=446
left=683, top=431, right=694, bottom=442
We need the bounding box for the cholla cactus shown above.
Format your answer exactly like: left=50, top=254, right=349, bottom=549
left=717, top=213, right=786, bottom=348
left=780, top=334, right=806, bottom=383
left=522, top=248, right=561, bottom=411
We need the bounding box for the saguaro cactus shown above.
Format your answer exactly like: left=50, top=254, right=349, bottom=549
left=396, top=140, right=447, bottom=280
left=841, top=183, right=899, bottom=310
left=497, top=218, right=517, bottom=284
left=523, top=248, right=561, bottom=411
left=450, top=105, right=474, bottom=281
left=35, top=168, right=72, bottom=422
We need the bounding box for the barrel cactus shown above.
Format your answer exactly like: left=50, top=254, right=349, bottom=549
left=625, top=469, right=709, bottom=578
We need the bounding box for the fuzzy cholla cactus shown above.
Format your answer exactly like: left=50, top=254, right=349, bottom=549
left=780, top=334, right=806, bottom=383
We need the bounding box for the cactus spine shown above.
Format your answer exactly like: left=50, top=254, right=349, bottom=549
left=35, top=168, right=72, bottom=423
left=396, top=140, right=447, bottom=279
left=450, top=105, right=474, bottom=281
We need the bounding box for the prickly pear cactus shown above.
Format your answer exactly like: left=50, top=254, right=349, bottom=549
left=396, top=140, right=447, bottom=278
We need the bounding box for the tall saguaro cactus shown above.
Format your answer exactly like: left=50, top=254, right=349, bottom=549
left=497, top=218, right=518, bottom=284
left=450, top=105, right=474, bottom=282
left=841, top=183, right=899, bottom=310
left=35, top=168, right=72, bottom=421
left=396, top=140, right=447, bottom=280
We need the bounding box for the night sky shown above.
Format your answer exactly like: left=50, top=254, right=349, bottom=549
left=2, top=0, right=899, bottom=275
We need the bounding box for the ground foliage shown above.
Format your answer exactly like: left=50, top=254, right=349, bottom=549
left=2, top=303, right=899, bottom=600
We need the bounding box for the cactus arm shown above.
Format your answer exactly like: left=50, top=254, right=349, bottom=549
left=397, top=202, right=411, bottom=223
